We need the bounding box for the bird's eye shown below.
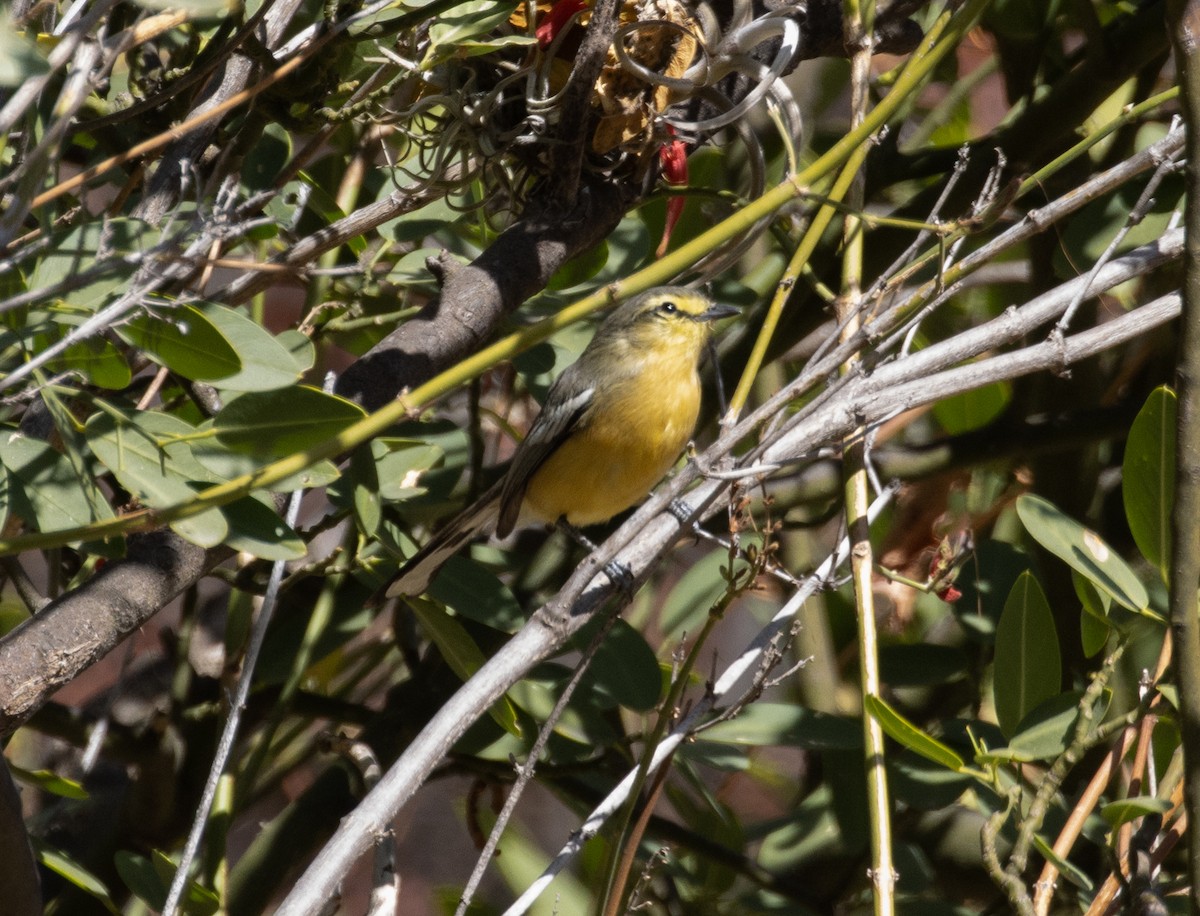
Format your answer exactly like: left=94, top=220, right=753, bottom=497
left=658, top=300, right=678, bottom=315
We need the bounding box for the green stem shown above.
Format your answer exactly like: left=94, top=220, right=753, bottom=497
left=841, top=0, right=893, bottom=910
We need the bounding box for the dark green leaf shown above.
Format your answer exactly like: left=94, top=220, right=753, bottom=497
left=429, top=554, right=525, bottom=633
left=547, top=240, right=609, bottom=291
left=334, top=444, right=381, bottom=536
left=508, top=666, right=616, bottom=746
left=571, top=617, right=663, bottom=711
left=423, top=0, right=520, bottom=68
left=30, top=219, right=147, bottom=310
left=699, top=703, right=861, bottom=750
left=188, top=427, right=340, bottom=492
left=85, top=411, right=228, bottom=546
left=119, top=305, right=242, bottom=381
left=660, top=549, right=728, bottom=635
left=1032, top=835, right=1094, bottom=892
left=241, top=122, right=292, bottom=190
left=221, top=496, right=306, bottom=560
left=50, top=338, right=132, bottom=389
left=213, top=385, right=366, bottom=455
left=933, top=380, right=1010, bottom=435
left=879, top=643, right=968, bottom=687
left=115, top=850, right=220, bottom=915
left=388, top=197, right=461, bottom=243
left=1123, top=386, right=1175, bottom=578
left=277, top=329, right=316, bottom=372
left=994, top=571, right=1061, bottom=737
left=374, top=438, right=444, bottom=502
left=991, top=690, right=1109, bottom=761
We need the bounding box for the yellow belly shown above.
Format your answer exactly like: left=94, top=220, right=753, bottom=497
left=523, top=373, right=701, bottom=526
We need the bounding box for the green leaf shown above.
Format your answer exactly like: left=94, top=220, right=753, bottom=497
left=50, top=338, right=132, bottom=389
left=118, top=305, right=242, bottom=382
left=864, top=695, right=966, bottom=772
left=1100, top=796, right=1172, bottom=829
left=347, top=445, right=382, bottom=537
left=241, top=122, right=292, bottom=190
left=188, top=427, right=340, bottom=492
left=114, top=850, right=221, bottom=915
left=1016, top=494, right=1149, bottom=614
left=933, top=380, right=1010, bottom=435
left=0, top=432, right=114, bottom=532
left=507, top=666, right=617, bottom=746
left=547, top=241, right=610, bottom=292
left=423, top=0, right=520, bottom=68
left=221, top=496, right=306, bottom=560
left=406, top=596, right=521, bottom=736
left=0, top=468, right=9, bottom=536
left=277, top=329, right=316, bottom=372
left=660, top=549, right=729, bottom=635
left=213, top=385, right=366, bottom=455
left=994, top=571, right=1061, bottom=737
left=374, top=438, right=444, bottom=502
left=36, top=843, right=119, bottom=912
left=985, top=689, right=1110, bottom=762
left=30, top=219, right=147, bottom=310
left=1032, top=834, right=1094, bottom=892
left=85, top=411, right=228, bottom=547
left=699, top=703, right=862, bottom=750
left=194, top=302, right=303, bottom=391
left=1079, top=606, right=1109, bottom=658
left=1122, top=386, right=1176, bottom=579
left=9, top=764, right=88, bottom=799
left=571, top=617, right=662, bottom=711
left=429, top=555, right=525, bottom=633
left=387, top=196, right=461, bottom=244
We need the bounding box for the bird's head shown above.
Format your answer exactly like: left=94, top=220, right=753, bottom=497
left=601, top=287, right=738, bottom=356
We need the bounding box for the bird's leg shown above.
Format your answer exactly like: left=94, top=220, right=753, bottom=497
left=667, top=498, right=695, bottom=523
left=556, top=518, right=635, bottom=597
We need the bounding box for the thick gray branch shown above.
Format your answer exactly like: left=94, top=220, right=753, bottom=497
left=0, top=532, right=227, bottom=736
left=335, top=179, right=627, bottom=410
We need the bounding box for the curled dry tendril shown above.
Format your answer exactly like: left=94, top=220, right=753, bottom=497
left=368, top=0, right=805, bottom=240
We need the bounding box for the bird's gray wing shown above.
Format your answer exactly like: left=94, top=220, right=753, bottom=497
left=496, top=371, right=595, bottom=537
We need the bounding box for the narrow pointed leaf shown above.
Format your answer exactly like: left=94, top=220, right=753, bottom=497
left=994, top=571, right=1061, bottom=737
left=865, top=694, right=966, bottom=771
left=1122, top=386, right=1175, bottom=579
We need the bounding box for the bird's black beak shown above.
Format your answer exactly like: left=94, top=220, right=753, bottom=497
left=699, top=303, right=739, bottom=322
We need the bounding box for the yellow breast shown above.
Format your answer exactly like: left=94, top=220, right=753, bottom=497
left=523, top=346, right=702, bottom=526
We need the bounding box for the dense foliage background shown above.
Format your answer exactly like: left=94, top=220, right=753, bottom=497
left=0, top=0, right=1193, bottom=912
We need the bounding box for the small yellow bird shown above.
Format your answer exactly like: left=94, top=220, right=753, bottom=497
left=387, top=287, right=737, bottom=598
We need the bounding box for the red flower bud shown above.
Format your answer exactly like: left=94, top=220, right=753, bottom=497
left=656, top=132, right=688, bottom=257
left=536, top=0, right=588, bottom=49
